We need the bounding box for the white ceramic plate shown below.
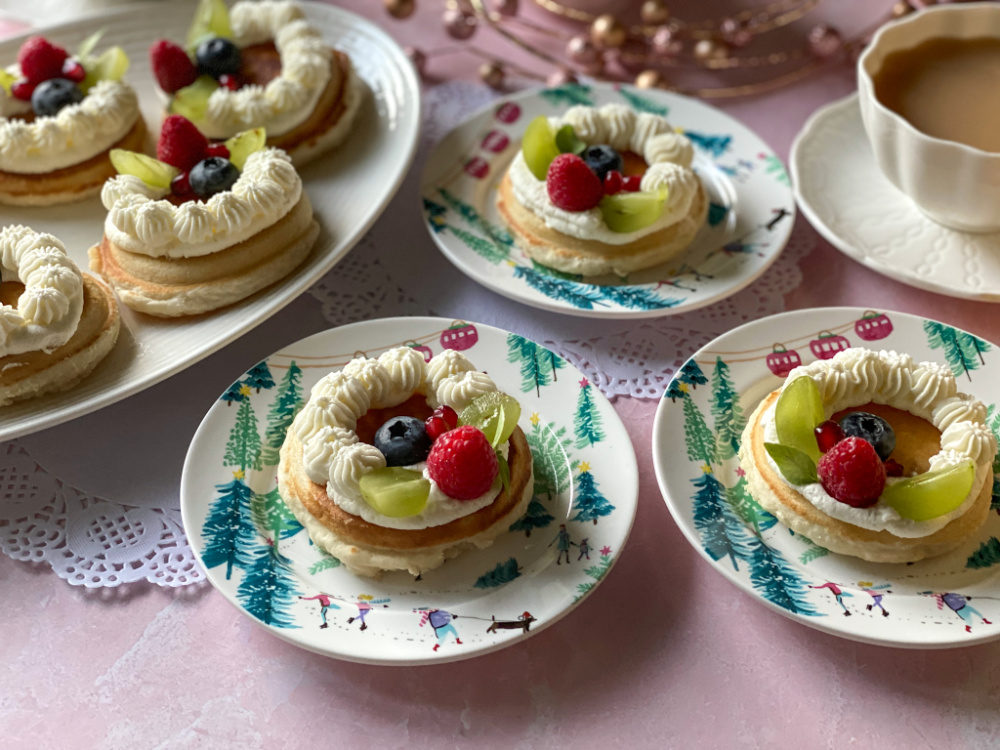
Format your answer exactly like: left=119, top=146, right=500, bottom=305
left=652, top=307, right=1000, bottom=649
left=0, top=1, right=420, bottom=442
left=419, top=82, right=795, bottom=319
left=792, top=94, right=1000, bottom=303
left=180, top=317, right=638, bottom=665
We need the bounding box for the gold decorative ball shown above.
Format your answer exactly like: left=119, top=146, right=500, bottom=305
left=693, top=38, right=728, bottom=63
left=479, top=61, right=505, bottom=89
left=640, top=0, right=670, bottom=26
left=384, top=0, right=415, bottom=20
left=635, top=69, right=663, bottom=89
left=590, top=14, right=627, bottom=49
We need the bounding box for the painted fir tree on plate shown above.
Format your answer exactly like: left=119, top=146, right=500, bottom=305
left=711, top=357, right=745, bottom=461
left=575, top=545, right=614, bottom=600
left=923, top=321, right=991, bottom=381
left=244, top=361, right=275, bottom=393
left=967, top=537, right=1000, bottom=570
left=570, top=462, right=615, bottom=525
left=252, top=487, right=303, bottom=541
left=746, top=543, right=820, bottom=616
left=474, top=557, right=521, bottom=588
left=683, top=389, right=718, bottom=465
left=574, top=377, right=605, bottom=449
left=691, top=466, right=754, bottom=570
left=437, top=187, right=514, bottom=248
left=616, top=86, right=669, bottom=116
left=511, top=264, right=605, bottom=310
left=201, top=475, right=256, bottom=580
left=682, top=130, right=732, bottom=158
left=309, top=549, right=342, bottom=575
left=540, top=83, right=593, bottom=107
left=224, top=390, right=263, bottom=474
left=526, top=413, right=573, bottom=501
left=261, top=361, right=304, bottom=466
left=507, top=333, right=564, bottom=396
left=236, top=539, right=301, bottom=628
left=726, top=472, right=776, bottom=536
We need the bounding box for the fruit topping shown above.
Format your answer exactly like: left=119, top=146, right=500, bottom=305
left=373, top=416, right=432, bottom=467
left=62, top=59, right=86, bottom=83
left=150, top=39, right=199, bottom=94
left=171, top=171, right=194, bottom=199
left=582, top=144, right=623, bottom=182
left=603, top=170, right=623, bottom=196
left=187, top=0, right=233, bottom=52
left=817, top=437, right=886, bottom=508
left=196, top=37, right=241, bottom=79
left=814, top=420, right=845, bottom=453
left=554, top=124, right=585, bottom=155
left=838, top=411, right=896, bottom=462
left=622, top=175, right=642, bottom=192
left=425, top=405, right=459, bottom=441
left=522, top=115, right=561, bottom=181
left=359, top=467, right=430, bottom=518
left=18, top=37, right=68, bottom=84
left=157, top=114, right=209, bottom=171
left=882, top=460, right=975, bottom=521
left=774, top=376, right=825, bottom=462
left=170, top=75, right=219, bottom=122
left=189, top=156, right=240, bottom=199
left=458, top=391, right=520, bottom=448
left=110, top=150, right=179, bottom=190
left=206, top=143, right=230, bottom=159
left=218, top=73, right=240, bottom=91
left=223, top=127, right=266, bottom=170
left=547, top=153, right=604, bottom=212
left=426, top=425, right=499, bottom=500
left=11, top=79, right=36, bottom=102
left=31, top=78, right=82, bottom=117
left=81, top=45, right=129, bottom=90
left=884, top=458, right=904, bottom=477
left=599, top=187, right=668, bottom=233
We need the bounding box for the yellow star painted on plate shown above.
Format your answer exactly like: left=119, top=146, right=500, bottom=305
left=239, top=384, right=251, bottom=397
left=701, top=463, right=712, bottom=474
left=679, top=382, right=690, bottom=393
left=506, top=260, right=517, bottom=267
left=578, top=461, right=591, bottom=473
left=530, top=412, right=540, bottom=426
left=233, top=469, right=245, bottom=480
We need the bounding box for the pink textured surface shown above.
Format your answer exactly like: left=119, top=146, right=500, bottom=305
left=2, top=1, right=1000, bottom=748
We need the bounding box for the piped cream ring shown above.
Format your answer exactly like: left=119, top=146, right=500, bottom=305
left=0, top=225, right=83, bottom=357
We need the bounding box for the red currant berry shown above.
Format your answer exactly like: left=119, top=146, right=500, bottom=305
left=815, top=420, right=845, bottom=453
left=62, top=59, right=86, bottom=83
left=218, top=73, right=239, bottom=91
left=11, top=79, right=35, bottom=101
left=171, top=171, right=193, bottom=197
left=603, top=170, right=623, bottom=195
left=884, top=458, right=904, bottom=477
left=623, top=175, right=642, bottom=192
left=206, top=143, right=230, bottom=160
left=435, top=404, right=459, bottom=430
left=425, top=415, right=449, bottom=442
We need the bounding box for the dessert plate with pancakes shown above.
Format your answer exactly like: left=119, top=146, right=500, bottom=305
left=0, top=1, right=420, bottom=442
left=420, top=82, right=794, bottom=319
left=653, top=307, right=1000, bottom=648
left=792, top=94, right=1000, bottom=303
left=180, top=317, right=638, bottom=665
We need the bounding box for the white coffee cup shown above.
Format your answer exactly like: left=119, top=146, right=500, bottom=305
left=858, top=3, right=1000, bottom=233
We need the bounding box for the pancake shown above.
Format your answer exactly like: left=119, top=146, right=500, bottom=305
left=278, top=425, right=534, bottom=578
left=496, top=171, right=708, bottom=277
left=0, top=116, right=148, bottom=207
left=0, top=274, right=119, bottom=406
left=740, top=390, right=994, bottom=563
left=88, top=192, right=318, bottom=317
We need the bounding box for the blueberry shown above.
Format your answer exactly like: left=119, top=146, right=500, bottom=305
left=188, top=157, right=240, bottom=199
left=31, top=78, right=83, bottom=118
left=581, top=144, right=623, bottom=182
left=838, top=411, right=896, bottom=461
left=374, top=416, right=432, bottom=467
left=196, top=37, right=242, bottom=78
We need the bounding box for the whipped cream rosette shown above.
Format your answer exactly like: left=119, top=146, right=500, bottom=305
left=739, top=348, right=997, bottom=563
left=152, top=0, right=362, bottom=166
left=89, top=116, right=318, bottom=317
left=0, top=225, right=119, bottom=406
left=496, top=103, right=708, bottom=276
left=278, top=347, right=534, bottom=578
left=0, top=34, right=145, bottom=206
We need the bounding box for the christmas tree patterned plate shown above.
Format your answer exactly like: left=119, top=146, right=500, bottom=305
left=0, top=2, right=420, bottom=442
left=180, top=317, right=638, bottom=664
left=420, top=82, right=795, bottom=319
left=653, top=307, right=1000, bottom=649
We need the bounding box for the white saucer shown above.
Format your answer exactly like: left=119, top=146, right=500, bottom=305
left=791, top=94, right=1000, bottom=303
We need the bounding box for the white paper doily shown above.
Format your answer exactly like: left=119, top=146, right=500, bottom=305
left=0, top=81, right=811, bottom=588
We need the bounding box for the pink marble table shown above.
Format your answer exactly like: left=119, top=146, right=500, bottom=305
left=2, top=2, right=1000, bottom=749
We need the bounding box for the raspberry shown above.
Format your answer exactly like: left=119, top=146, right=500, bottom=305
left=546, top=153, right=604, bottom=212
left=817, top=437, right=886, bottom=508
left=11, top=79, right=35, bottom=101
left=157, top=115, right=209, bottom=172
left=426, top=425, right=499, bottom=500
left=149, top=39, right=198, bottom=94
left=18, top=37, right=68, bottom=84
